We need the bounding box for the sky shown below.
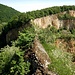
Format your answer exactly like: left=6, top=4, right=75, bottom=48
left=0, top=0, right=75, bottom=12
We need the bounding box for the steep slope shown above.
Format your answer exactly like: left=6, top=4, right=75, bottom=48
left=0, top=6, right=75, bottom=48
left=33, top=10, right=75, bottom=29
left=0, top=6, right=75, bottom=47
left=0, top=4, right=20, bottom=22
left=0, top=5, right=75, bottom=75
left=25, top=37, right=57, bottom=75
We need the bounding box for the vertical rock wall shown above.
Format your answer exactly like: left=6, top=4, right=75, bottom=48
left=33, top=10, right=75, bottom=29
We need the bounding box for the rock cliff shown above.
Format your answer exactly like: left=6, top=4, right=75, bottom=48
left=25, top=37, right=57, bottom=75
left=6, top=25, right=26, bottom=43
left=6, top=10, right=75, bottom=44
left=33, top=10, right=75, bottom=29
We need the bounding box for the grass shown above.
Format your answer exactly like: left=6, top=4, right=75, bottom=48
left=41, top=42, right=75, bottom=75
left=38, top=27, right=75, bottom=75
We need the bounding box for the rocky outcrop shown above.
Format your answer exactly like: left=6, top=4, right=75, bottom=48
left=25, top=38, right=57, bottom=75
left=33, top=38, right=50, bottom=69
left=55, top=39, right=75, bottom=54
left=33, top=10, right=75, bottom=29
left=6, top=23, right=31, bottom=44
left=33, top=15, right=60, bottom=29
left=6, top=10, right=75, bottom=44
left=69, top=10, right=75, bottom=17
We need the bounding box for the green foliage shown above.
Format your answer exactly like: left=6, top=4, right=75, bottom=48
left=3, top=19, right=22, bottom=34
left=70, top=29, right=75, bottom=34
left=9, top=50, right=30, bottom=75
left=48, top=48, right=74, bottom=75
left=25, top=5, right=75, bottom=19
left=38, top=26, right=75, bottom=75
left=0, top=46, right=18, bottom=74
left=0, top=22, right=7, bottom=34
left=0, top=4, right=20, bottom=23
left=0, top=26, right=34, bottom=74
left=39, top=26, right=58, bottom=43
left=0, top=45, right=30, bottom=75
left=1, top=5, right=75, bottom=42
left=58, top=13, right=75, bottom=20
left=15, top=26, right=35, bottom=49
left=0, top=26, right=33, bottom=75
left=57, top=29, right=75, bottom=41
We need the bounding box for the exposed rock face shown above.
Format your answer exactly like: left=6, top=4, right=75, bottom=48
left=33, top=15, right=60, bottom=29
left=32, top=38, right=57, bottom=75
left=25, top=38, right=57, bottom=75
left=55, top=39, right=75, bottom=54
left=69, top=10, right=75, bottom=17
left=33, top=10, right=75, bottom=29
left=6, top=23, right=31, bottom=44
left=6, top=10, right=75, bottom=44
left=33, top=38, right=50, bottom=69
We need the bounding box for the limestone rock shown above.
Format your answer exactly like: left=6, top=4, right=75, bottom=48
left=33, top=10, right=75, bottom=29
left=33, top=38, right=50, bottom=69
left=25, top=38, right=57, bottom=75
left=6, top=10, right=75, bottom=44
left=69, top=10, right=75, bottom=17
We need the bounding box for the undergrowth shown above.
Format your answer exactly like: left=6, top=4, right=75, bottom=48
left=38, top=26, right=75, bottom=75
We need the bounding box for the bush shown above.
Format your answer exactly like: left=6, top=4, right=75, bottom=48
left=38, top=26, right=75, bottom=75
left=39, top=26, right=57, bottom=43
left=0, top=45, right=30, bottom=75
left=0, top=46, right=16, bottom=74
left=41, top=42, right=75, bottom=75
left=9, top=49, right=30, bottom=75
left=15, top=26, right=35, bottom=49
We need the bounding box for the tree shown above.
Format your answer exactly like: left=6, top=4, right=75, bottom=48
left=15, top=26, right=35, bottom=49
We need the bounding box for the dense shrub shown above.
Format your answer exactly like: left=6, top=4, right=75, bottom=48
left=15, top=26, right=35, bottom=49
left=0, top=4, right=20, bottom=23
left=38, top=26, right=75, bottom=75
left=0, top=26, right=35, bottom=75
left=58, top=13, right=75, bottom=20
left=0, top=44, right=30, bottom=75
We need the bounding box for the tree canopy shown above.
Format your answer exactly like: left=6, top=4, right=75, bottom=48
left=0, top=4, right=20, bottom=23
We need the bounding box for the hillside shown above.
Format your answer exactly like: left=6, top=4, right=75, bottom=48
left=0, top=5, right=75, bottom=75
left=33, top=10, right=75, bottom=29
left=0, top=4, right=20, bottom=23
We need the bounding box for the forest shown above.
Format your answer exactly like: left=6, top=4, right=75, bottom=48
left=0, top=4, right=20, bottom=23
